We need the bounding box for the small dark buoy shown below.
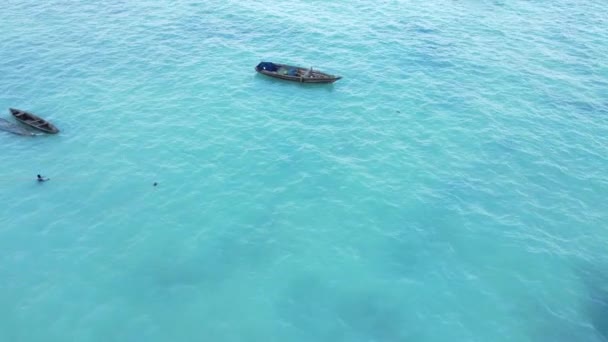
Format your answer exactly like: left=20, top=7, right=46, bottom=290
left=153, top=182, right=158, bottom=187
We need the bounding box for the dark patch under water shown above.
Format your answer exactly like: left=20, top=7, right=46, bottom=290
left=0, top=118, right=34, bottom=136
left=578, top=263, right=608, bottom=340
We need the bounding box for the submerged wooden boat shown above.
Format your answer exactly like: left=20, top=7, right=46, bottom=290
left=10, top=108, right=59, bottom=134
left=255, top=62, right=341, bottom=84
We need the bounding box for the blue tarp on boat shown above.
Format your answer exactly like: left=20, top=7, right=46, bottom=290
left=257, top=62, right=279, bottom=72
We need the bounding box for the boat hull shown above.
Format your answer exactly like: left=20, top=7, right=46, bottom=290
left=9, top=108, right=59, bottom=134
left=255, top=63, right=341, bottom=84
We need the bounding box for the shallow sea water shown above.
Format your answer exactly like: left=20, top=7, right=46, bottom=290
left=1, top=0, right=607, bottom=341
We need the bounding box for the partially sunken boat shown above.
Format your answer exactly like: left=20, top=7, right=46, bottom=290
left=255, top=62, right=341, bottom=84
left=10, top=108, right=59, bottom=134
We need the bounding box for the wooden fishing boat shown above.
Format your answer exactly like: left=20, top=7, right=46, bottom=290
left=9, top=108, right=59, bottom=134
left=255, top=62, right=341, bottom=84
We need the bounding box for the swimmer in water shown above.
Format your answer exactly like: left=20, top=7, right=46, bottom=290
left=37, top=174, right=49, bottom=182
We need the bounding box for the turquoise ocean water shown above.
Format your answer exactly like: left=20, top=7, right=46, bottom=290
left=1, top=0, right=607, bottom=341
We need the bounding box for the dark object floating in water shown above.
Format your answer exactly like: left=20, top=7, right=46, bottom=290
left=255, top=62, right=341, bottom=84
left=0, top=118, right=35, bottom=136
left=10, top=108, right=59, bottom=134
left=153, top=182, right=158, bottom=187
left=37, top=174, right=50, bottom=182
